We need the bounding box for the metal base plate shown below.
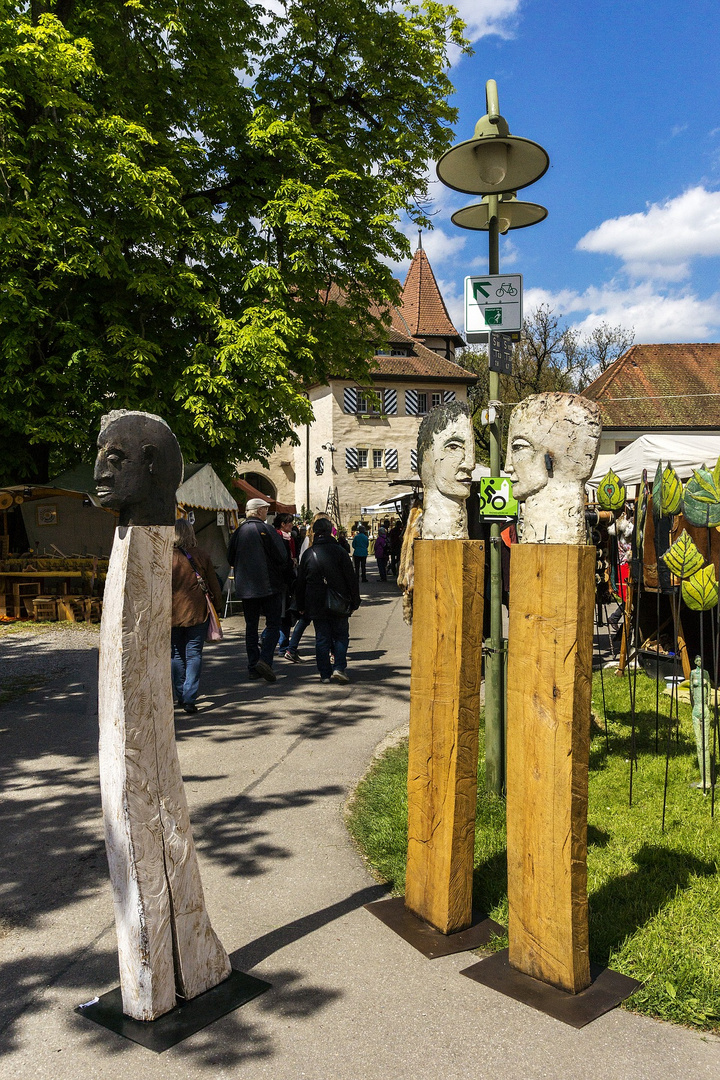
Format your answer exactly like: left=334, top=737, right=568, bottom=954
left=461, top=949, right=641, bottom=1028
left=365, top=895, right=505, bottom=959
left=76, top=968, right=271, bottom=1052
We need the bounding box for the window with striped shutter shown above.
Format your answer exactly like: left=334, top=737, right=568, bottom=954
left=405, top=389, right=419, bottom=416
left=385, top=447, right=398, bottom=471
left=343, top=387, right=358, bottom=413
left=443, top=390, right=456, bottom=403
left=345, top=447, right=359, bottom=470
left=384, top=388, right=397, bottom=414
left=410, top=449, right=418, bottom=473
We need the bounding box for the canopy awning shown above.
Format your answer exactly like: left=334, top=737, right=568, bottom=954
left=177, top=463, right=238, bottom=512
left=360, top=491, right=413, bottom=514
left=232, top=476, right=296, bottom=515
left=589, top=433, right=720, bottom=487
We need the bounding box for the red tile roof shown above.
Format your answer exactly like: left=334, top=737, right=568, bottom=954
left=583, top=344, right=720, bottom=429
left=370, top=343, right=476, bottom=383
left=401, top=246, right=463, bottom=344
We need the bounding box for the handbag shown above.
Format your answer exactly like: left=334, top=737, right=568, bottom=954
left=312, top=550, right=353, bottom=617
left=182, top=549, right=224, bottom=643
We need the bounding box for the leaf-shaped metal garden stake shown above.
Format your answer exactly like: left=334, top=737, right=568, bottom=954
left=661, top=464, right=683, bottom=516
left=597, top=467, right=626, bottom=512
left=682, top=466, right=720, bottom=528
left=652, top=461, right=663, bottom=515
left=662, top=530, right=705, bottom=579
left=682, top=564, right=719, bottom=612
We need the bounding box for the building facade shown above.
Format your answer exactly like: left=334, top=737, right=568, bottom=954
left=583, top=343, right=720, bottom=477
left=237, top=245, right=476, bottom=522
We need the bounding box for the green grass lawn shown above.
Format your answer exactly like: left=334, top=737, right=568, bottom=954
left=346, top=669, right=720, bottom=1032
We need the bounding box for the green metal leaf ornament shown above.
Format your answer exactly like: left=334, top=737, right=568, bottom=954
left=652, top=461, right=663, bottom=514
left=662, top=530, right=705, bottom=579
left=633, top=471, right=648, bottom=558
left=661, top=464, right=683, bottom=516
left=597, top=468, right=626, bottom=512
left=682, top=466, right=720, bottom=528
left=682, top=564, right=719, bottom=612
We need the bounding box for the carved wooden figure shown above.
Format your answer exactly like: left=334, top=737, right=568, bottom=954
left=95, top=411, right=230, bottom=1021
left=404, top=403, right=484, bottom=934
left=504, top=392, right=600, bottom=994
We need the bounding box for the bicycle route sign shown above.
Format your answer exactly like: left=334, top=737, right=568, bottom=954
left=477, top=477, right=518, bottom=518
left=465, top=274, right=522, bottom=342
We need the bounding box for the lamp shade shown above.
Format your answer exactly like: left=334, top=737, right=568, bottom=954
left=451, top=195, right=548, bottom=234
left=437, top=134, right=549, bottom=195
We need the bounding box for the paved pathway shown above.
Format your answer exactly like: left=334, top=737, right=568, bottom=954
left=0, top=582, right=718, bottom=1079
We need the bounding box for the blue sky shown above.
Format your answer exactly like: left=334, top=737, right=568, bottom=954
left=391, top=0, right=720, bottom=345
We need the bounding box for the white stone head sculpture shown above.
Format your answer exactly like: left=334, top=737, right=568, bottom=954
left=504, top=392, right=601, bottom=544
left=417, top=401, right=475, bottom=540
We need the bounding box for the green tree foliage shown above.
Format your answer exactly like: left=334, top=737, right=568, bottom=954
left=0, top=0, right=467, bottom=483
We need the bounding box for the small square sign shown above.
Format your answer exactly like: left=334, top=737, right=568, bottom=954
left=465, top=274, right=522, bottom=343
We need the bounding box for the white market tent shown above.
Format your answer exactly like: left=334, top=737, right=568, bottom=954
left=589, top=433, right=720, bottom=488
left=360, top=490, right=414, bottom=515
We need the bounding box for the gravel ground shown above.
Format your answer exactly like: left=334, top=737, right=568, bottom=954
left=0, top=626, right=99, bottom=694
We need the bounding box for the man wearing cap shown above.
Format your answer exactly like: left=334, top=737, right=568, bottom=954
left=227, top=499, right=290, bottom=682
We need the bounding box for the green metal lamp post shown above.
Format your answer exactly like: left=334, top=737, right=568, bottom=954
left=436, top=80, right=549, bottom=796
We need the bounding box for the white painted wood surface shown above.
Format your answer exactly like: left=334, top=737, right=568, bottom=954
left=98, top=524, right=231, bottom=1021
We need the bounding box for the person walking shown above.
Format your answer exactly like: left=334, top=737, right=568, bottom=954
left=274, top=512, right=297, bottom=653
left=388, top=519, right=403, bottom=577
left=374, top=526, right=389, bottom=581
left=171, top=518, right=224, bottom=713
left=351, top=523, right=369, bottom=582
left=227, top=498, right=290, bottom=682
left=295, top=517, right=360, bottom=683
left=284, top=513, right=330, bottom=662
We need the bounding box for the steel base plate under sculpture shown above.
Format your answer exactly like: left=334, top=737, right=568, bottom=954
left=365, top=896, right=504, bottom=959
left=460, top=950, right=641, bottom=1028
left=76, top=969, right=271, bottom=1052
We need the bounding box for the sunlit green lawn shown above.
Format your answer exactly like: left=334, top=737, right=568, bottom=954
left=347, top=670, right=720, bottom=1032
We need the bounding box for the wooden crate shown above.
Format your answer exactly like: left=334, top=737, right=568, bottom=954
left=33, top=597, right=58, bottom=622
left=56, top=595, right=86, bottom=622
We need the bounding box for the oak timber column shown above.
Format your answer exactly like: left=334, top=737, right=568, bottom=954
left=505, top=542, right=595, bottom=992
left=502, top=391, right=602, bottom=995
left=405, top=538, right=484, bottom=934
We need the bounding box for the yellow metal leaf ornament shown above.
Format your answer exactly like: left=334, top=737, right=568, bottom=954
left=662, top=531, right=705, bottom=579
left=597, top=468, right=626, bottom=512
left=660, top=464, right=683, bottom=516
left=682, top=564, right=719, bottom=612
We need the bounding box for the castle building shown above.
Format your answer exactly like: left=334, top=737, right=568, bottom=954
left=237, top=244, right=475, bottom=523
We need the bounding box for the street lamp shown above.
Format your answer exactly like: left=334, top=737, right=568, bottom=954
left=451, top=192, right=547, bottom=234
left=436, top=80, right=549, bottom=796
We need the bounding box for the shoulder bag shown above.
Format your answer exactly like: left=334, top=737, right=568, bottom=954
left=182, top=549, right=223, bottom=642
left=312, top=549, right=353, bottom=617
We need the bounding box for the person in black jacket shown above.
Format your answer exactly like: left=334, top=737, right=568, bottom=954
left=294, top=517, right=360, bottom=683
left=227, top=498, right=290, bottom=682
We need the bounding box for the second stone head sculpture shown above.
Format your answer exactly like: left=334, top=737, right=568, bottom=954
left=94, top=409, right=184, bottom=527
left=504, top=392, right=601, bottom=544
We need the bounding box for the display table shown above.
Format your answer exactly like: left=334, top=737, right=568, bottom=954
left=0, top=558, right=108, bottom=618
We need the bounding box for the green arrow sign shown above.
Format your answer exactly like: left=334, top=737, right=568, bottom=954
left=473, top=282, right=491, bottom=300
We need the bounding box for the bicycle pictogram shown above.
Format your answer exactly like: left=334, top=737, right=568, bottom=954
left=496, top=281, right=518, bottom=297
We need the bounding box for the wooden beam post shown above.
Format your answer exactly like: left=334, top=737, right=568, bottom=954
left=506, top=543, right=595, bottom=994
left=405, top=539, right=485, bottom=934
left=99, top=525, right=231, bottom=1020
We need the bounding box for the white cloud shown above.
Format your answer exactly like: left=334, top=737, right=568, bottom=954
left=577, top=187, right=720, bottom=281
left=388, top=224, right=467, bottom=277
left=436, top=276, right=465, bottom=329
left=525, top=282, right=720, bottom=344
left=452, top=0, right=521, bottom=43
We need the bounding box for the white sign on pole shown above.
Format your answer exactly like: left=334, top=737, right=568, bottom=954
left=465, top=274, right=523, bottom=342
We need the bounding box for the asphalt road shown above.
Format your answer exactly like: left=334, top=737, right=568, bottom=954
left=0, top=580, right=718, bottom=1079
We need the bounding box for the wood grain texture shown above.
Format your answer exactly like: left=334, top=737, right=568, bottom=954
left=98, top=525, right=231, bottom=1021
left=405, top=540, right=484, bottom=934
left=506, top=544, right=595, bottom=994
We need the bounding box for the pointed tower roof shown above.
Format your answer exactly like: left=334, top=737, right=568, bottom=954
left=400, top=240, right=464, bottom=346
